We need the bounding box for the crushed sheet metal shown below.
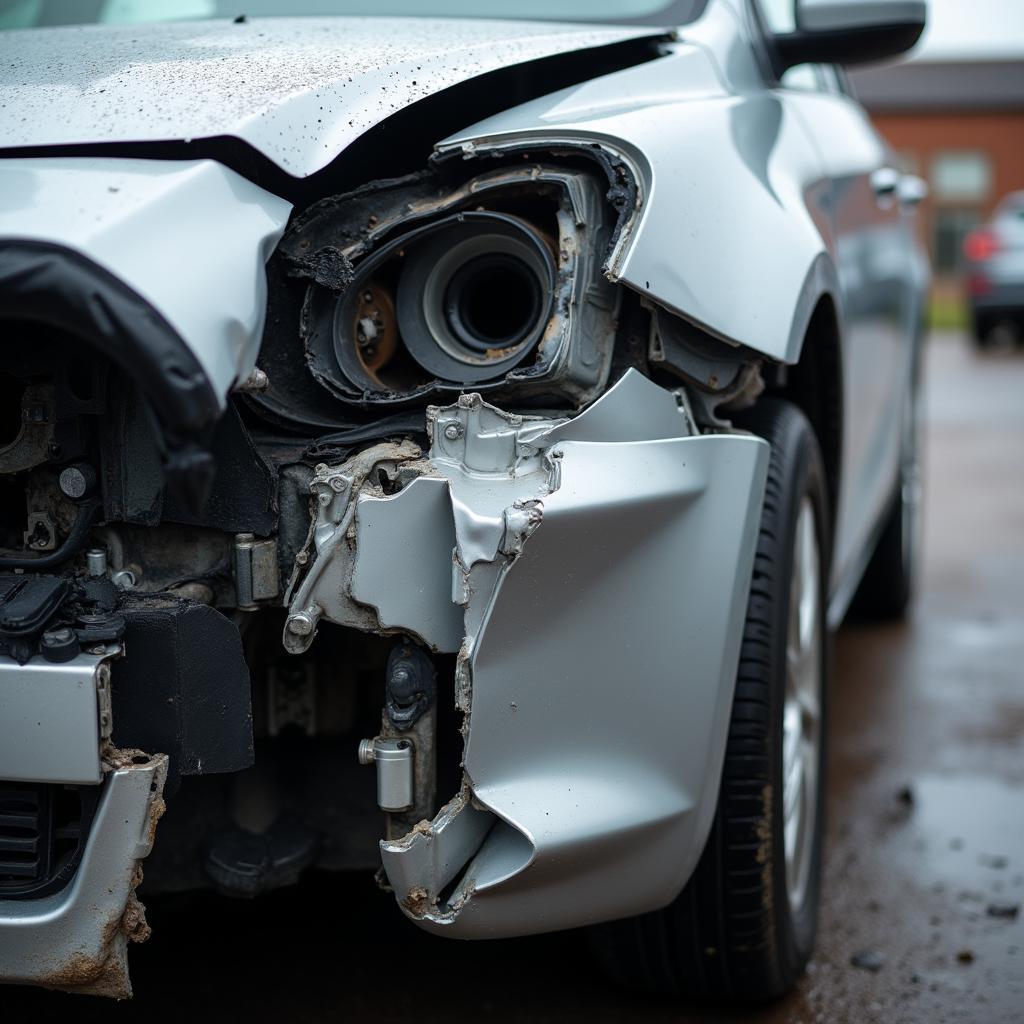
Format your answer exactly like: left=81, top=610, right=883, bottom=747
left=432, top=432, right=768, bottom=938
left=0, top=753, right=168, bottom=998
left=283, top=439, right=422, bottom=653
left=351, top=477, right=462, bottom=652
left=540, top=365, right=692, bottom=443
left=0, top=157, right=291, bottom=405
left=380, top=790, right=495, bottom=918
left=289, top=367, right=768, bottom=935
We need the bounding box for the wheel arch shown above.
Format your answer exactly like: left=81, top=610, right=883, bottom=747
left=773, top=293, right=844, bottom=533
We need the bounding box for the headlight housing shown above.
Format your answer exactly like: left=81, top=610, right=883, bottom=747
left=334, top=210, right=556, bottom=390
left=268, top=163, right=621, bottom=414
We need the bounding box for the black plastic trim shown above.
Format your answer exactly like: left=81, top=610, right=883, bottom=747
left=773, top=23, right=925, bottom=73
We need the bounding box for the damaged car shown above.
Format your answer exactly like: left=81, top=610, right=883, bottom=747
left=0, top=0, right=929, bottom=1002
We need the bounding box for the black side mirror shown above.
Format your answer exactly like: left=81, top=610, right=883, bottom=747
left=775, top=0, right=927, bottom=71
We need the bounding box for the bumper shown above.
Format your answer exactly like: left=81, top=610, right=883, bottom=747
left=0, top=645, right=167, bottom=997
left=970, top=281, right=1024, bottom=315
left=287, top=370, right=769, bottom=938
left=0, top=755, right=167, bottom=998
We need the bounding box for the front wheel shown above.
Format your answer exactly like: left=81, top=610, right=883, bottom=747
left=591, top=399, right=830, bottom=1001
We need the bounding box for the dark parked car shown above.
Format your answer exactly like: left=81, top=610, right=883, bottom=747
left=965, top=191, right=1024, bottom=347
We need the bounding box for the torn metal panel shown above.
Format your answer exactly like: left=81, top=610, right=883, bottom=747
left=0, top=753, right=167, bottom=998
left=541, top=365, right=692, bottom=443
left=387, top=431, right=768, bottom=938
left=380, top=790, right=495, bottom=918
left=351, top=478, right=463, bottom=653
left=283, top=440, right=423, bottom=653
left=285, top=391, right=567, bottom=654
left=287, top=366, right=767, bottom=937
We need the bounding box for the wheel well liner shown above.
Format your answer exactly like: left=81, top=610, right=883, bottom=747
left=775, top=295, right=843, bottom=523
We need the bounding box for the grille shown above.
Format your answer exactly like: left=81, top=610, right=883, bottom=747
left=0, top=781, right=99, bottom=899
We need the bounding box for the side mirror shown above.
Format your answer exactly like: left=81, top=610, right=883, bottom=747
left=775, top=0, right=927, bottom=71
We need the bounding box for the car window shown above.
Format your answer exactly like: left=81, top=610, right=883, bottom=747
left=0, top=0, right=709, bottom=28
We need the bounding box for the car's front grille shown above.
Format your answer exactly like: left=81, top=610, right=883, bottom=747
left=0, top=781, right=101, bottom=899
left=0, top=785, right=45, bottom=882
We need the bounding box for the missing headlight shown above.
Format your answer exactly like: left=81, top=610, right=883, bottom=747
left=353, top=212, right=557, bottom=386
left=273, top=163, right=621, bottom=411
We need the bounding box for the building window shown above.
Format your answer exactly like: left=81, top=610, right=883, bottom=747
left=930, top=151, right=992, bottom=204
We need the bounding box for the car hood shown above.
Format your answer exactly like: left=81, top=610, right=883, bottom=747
left=0, top=17, right=660, bottom=178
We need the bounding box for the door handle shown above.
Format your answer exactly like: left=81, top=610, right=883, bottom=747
left=871, top=167, right=900, bottom=198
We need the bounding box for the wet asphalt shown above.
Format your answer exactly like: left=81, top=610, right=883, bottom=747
left=10, top=329, right=1024, bottom=1023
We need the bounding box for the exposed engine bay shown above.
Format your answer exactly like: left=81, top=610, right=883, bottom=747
left=0, top=151, right=767, bottom=990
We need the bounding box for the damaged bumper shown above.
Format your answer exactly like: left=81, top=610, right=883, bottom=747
left=286, top=370, right=769, bottom=938
left=0, top=754, right=167, bottom=998
left=0, top=643, right=167, bottom=997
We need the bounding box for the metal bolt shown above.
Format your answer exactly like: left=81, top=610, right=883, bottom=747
left=443, top=423, right=463, bottom=441
left=235, top=367, right=269, bottom=393
left=329, top=477, right=346, bottom=493
left=286, top=612, right=315, bottom=637
left=85, top=548, right=108, bottom=577
left=45, top=627, right=74, bottom=644
left=111, top=569, right=136, bottom=591
left=58, top=464, right=95, bottom=500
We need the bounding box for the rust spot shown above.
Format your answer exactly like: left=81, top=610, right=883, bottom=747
left=403, top=886, right=432, bottom=916
left=40, top=949, right=130, bottom=999
left=145, top=795, right=166, bottom=849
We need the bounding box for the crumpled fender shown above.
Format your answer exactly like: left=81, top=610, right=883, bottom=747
left=438, top=1, right=837, bottom=365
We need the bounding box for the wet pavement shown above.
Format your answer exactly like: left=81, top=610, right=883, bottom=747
left=10, top=329, right=1024, bottom=1023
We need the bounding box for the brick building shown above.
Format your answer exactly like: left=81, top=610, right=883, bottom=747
left=849, top=58, right=1024, bottom=277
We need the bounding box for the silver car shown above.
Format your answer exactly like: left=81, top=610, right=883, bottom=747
left=0, top=0, right=928, bottom=1003
left=965, top=191, right=1024, bottom=347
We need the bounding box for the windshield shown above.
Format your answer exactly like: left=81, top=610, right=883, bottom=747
left=0, top=0, right=706, bottom=29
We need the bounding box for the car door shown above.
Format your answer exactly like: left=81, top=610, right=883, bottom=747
left=787, top=70, right=915, bottom=601
left=750, top=0, right=917, bottom=601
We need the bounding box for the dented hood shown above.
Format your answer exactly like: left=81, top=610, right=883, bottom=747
left=0, top=17, right=660, bottom=177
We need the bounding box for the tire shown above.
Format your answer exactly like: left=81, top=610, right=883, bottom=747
left=970, top=310, right=994, bottom=349
left=850, top=372, right=922, bottom=621
left=590, top=399, right=830, bottom=1001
